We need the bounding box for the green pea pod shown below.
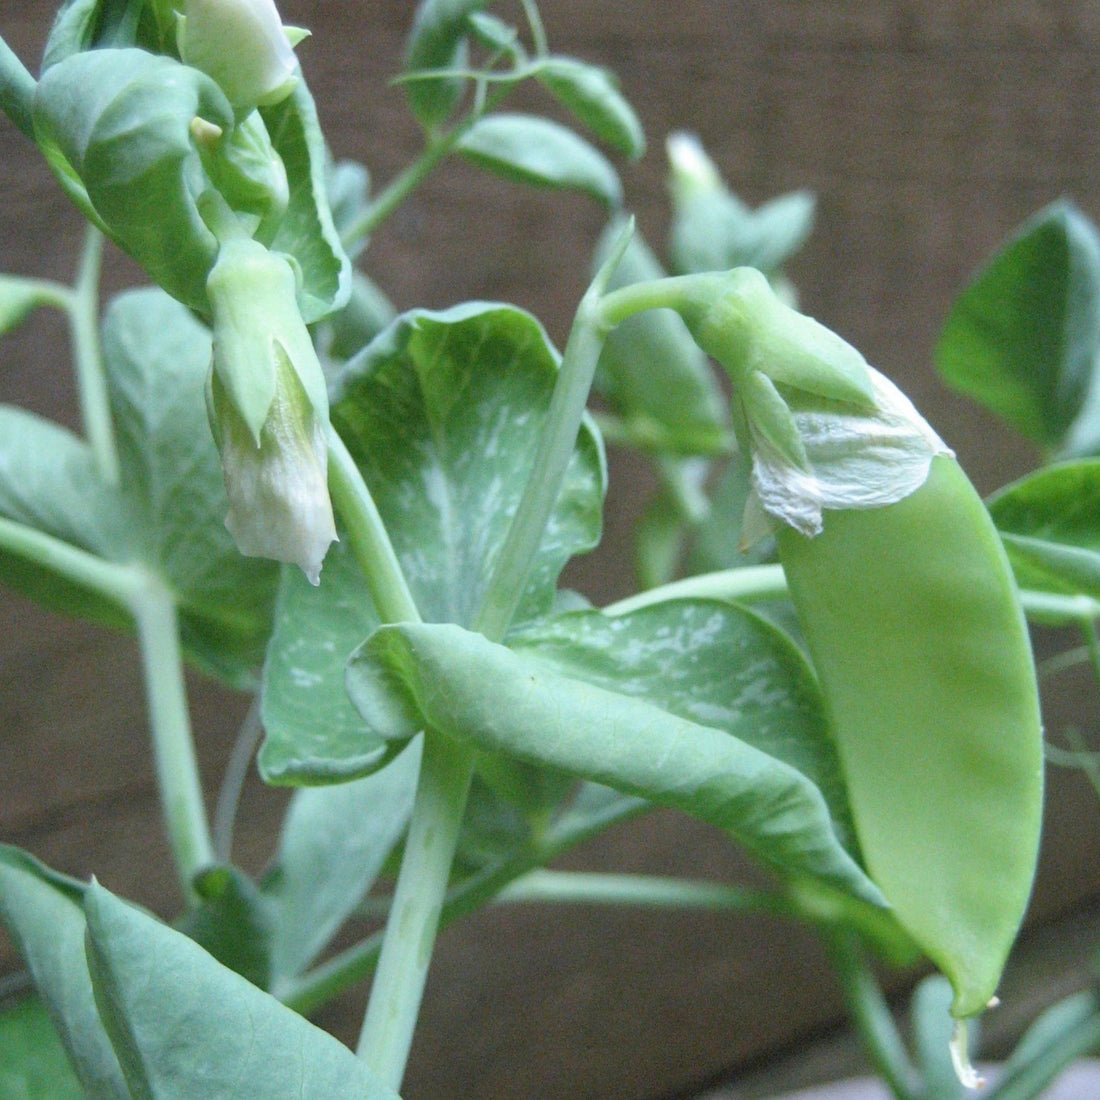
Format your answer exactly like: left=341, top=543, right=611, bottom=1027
left=34, top=47, right=233, bottom=313
left=776, top=454, right=1043, bottom=1020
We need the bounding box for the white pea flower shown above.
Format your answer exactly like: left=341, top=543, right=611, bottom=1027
left=179, top=0, right=307, bottom=114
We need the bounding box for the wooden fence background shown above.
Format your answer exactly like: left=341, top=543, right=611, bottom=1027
left=2, top=2, right=1100, bottom=1097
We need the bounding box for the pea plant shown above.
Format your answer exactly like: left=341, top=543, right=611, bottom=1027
left=0, top=2, right=1096, bottom=1098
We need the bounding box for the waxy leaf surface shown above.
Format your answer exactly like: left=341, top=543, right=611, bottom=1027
left=459, top=114, right=622, bottom=207
left=936, top=201, right=1100, bottom=455
left=346, top=620, right=880, bottom=903
left=988, top=458, right=1100, bottom=602
left=262, top=303, right=604, bottom=782
left=83, top=882, right=402, bottom=1099
left=0, top=846, right=126, bottom=1099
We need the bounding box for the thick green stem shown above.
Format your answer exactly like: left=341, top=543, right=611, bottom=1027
left=605, top=563, right=788, bottom=614
left=130, top=575, right=215, bottom=903
left=355, top=734, right=474, bottom=1086
left=68, top=227, right=121, bottom=486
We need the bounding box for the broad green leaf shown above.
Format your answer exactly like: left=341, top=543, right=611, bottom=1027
left=346, top=621, right=881, bottom=904
left=174, top=866, right=274, bottom=990
left=536, top=57, right=645, bottom=158
left=404, top=0, right=489, bottom=127
left=0, top=405, right=131, bottom=629
left=82, top=882, right=401, bottom=1100
left=510, top=599, right=856, bottom=849
left=0, top=846, right=127, bottom=1099
left=458, top=114, right=622, bottom=207
left=987, top=459, right=1100, bottom=601
left=262, top=741, right=421, bottom=979
left=103, top=289, right=279, bottom=685
left=262, top=302, right=604, bottom=781
left=593, top=222, right=729, bottom=450
left=935, top=201, right=1100, bottom=454
left=261, top=81, right=352, bottom=323
left=0, top=995, right=84, bottom=1100
left=260, top=540, right=390, bottom=782
left=333, top=303, right=604, bottom=626
left=33, top=49, right=233, bottom=314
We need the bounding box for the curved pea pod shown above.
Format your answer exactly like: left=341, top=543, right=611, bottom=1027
left=776, top=454, right=1043, bottom=1019
left=33, top=47, right=233, bottom=313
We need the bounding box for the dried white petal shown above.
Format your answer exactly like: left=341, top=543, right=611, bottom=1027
left=750, top=366, right=953, bottom=537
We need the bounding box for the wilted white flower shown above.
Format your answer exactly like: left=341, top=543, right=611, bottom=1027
left=205, top=237, right=335, bottom=583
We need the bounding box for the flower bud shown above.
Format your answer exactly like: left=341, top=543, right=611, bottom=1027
left=179, top=0, right=303, bottom=114
left=206, top=238, right=336, bottom=583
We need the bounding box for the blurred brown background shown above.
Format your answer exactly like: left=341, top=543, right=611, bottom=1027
left=2, top=2, right=1100, bottom=1097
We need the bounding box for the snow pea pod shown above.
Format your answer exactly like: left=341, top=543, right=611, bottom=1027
left=776, top=453, right=1043, bottom=1020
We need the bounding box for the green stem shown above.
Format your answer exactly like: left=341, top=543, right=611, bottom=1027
left=605, top=563, right=788, bottom=614
left=1083, top=615, right=1100, bottom=689
left=68, top=227, right=121, bottom=486
left=131, top=576, right=215, bottom=902
left=827, top=932, right=920, bottom=1100
left=498, top=869, right=787, bottom=915
left=327, top=426, right=420, bottom=624
left=355, top=733, right=474, bottom=1087
left=0, top=32, right=35, bottom=140
left=472, top=220, right=634, bottom=641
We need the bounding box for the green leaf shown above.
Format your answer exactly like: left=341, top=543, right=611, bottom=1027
left=535, top=57, right=645, bottom=158
left=458, top=114, right=623, bottom=207
left=0, top=405, right=131, bottom=629
left=511, top=599, right=856, bottom=849
left=0, top=846, right=127, bottom=1099
left=987, top=458, right=1100, bottom=600
left=82, top=881, right=402, bottom=1099
left=403, top=0, right=489, bottom=127
left=593, top=222, right=728, bottom=450
left=909, top=976, right=966, bottom=1100
left=332, top=302, right=604, bottom=628
left=41, top=0, right=171, bottom=70
left=33, top=48, right=233, bottom=314
left=260, top=81, right=352, bottom=323
left=262, top=741, right=421, bottom=979
left=262, top=302, right=604, bottom=782
left=103, top=289, right=279, bottom=685
left=174, top=866, right=274, bottom=990
left=260, top=540, right=390, bottom=782
left=0, top=995, right=84, bottom=1100
left=346, top=620, right=881, bottom=904
left=935, top=201, right=1100, bottom=454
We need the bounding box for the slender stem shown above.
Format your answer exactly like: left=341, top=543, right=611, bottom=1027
left=327, top=426, right=420, bottom=625
left=0, top=516, right=143, bottom=605
left=1018, top=589, right=1100, bottom=625
left=68, top=227, right=121, bottom=486
left=130, top=576, right=215, bottom=902
left=0, top=32, right=35, bottom=140
left=1083, top=615, right=1100, bottom=688
left=498, top=869, right=788, bottom=915
left=355, top=734, right=474, bottom=1086
left=472, top=223, right=633, bottom=641
left=520, top=0, right=549, bottom=57
left=605, top=563, right=788, bottom=614
left=826, top=932, right=920, bottom=1100
left=212, top=693, right=264, bottom=864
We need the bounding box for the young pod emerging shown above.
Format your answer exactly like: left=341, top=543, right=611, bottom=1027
left=674, top=268, right=1044, bottom=1021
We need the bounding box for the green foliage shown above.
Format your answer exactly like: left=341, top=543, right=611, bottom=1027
left=458, top=114, right=623, bottom=207
left=403, top=0, right=489, bottom=128
left=936, top=201, right=1100, bottom=456
left=0, top=995, right=84, bottom=1100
